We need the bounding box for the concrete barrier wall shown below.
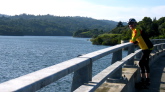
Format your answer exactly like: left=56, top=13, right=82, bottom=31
left=0, top=40, right=164, bottom=92
left=75, top=43, right=165, bottom=92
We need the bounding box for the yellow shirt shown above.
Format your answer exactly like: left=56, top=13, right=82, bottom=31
left=130, top=27, right=153, bottom=50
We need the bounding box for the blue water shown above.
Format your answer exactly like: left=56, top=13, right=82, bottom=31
left=0, top=36, right=127, bottom=92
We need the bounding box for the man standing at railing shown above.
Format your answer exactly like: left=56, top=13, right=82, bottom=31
left=128, top=18, right=153, bottom=88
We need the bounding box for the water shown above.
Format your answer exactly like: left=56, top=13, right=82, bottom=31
left=0, top=36, right=127, bottom=92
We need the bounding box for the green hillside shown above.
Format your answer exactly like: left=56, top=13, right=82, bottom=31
left=0, top=14, right=118, bottom=36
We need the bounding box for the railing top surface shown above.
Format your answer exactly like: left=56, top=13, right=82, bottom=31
left=79, top=42, right=132, bottom=60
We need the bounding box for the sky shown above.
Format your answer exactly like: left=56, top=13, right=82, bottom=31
left=0, top=0, right=165, bottom=22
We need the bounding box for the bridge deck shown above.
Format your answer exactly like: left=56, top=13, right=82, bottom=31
left=138, top=55, right=165, bottom=92
left=95, top=54, right=165, bottom=92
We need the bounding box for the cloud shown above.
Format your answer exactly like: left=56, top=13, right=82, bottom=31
left=151, top=6, right=165, bottom=17
left=84, top=5, right=165, bottom=22
left=0, top=0, right=164, bottom=22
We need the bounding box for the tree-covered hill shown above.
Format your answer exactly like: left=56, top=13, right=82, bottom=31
left=91, top=17, right=165, bottom=45
left=0, top=14, right=119, bottom=36
left=73, top=29, right=104, bottom=38
left=72, top=20, right=128, bottom=38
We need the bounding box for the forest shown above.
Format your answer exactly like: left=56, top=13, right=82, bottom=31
left=0, top=14, right=118, bottom=36
left=90, top=17, right=165, bottom=45
left=0, top=14, right=164, bottom=46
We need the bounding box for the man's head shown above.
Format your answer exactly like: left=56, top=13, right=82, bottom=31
left=128, top=18, right=137, bottom=30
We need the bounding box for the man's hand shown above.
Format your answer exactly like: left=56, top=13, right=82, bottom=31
left=133, top=41, right=138, bottom=45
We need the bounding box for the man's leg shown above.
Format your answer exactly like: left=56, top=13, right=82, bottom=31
left=144, top=50, right=152, bottom=85
left=139, top=50, right=151, bottom=80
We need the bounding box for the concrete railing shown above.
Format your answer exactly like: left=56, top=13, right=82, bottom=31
left=0, top=39, right=165, bottom=92
left=75, top=39, right=165, bottom=92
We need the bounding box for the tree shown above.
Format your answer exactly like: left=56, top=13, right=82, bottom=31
left=73, top=29, right=104, bottom=38
left=90, top=34, right=121, bottom=45
left=116, top=21, right=124, bottom=27
left=157, top=17, right=165, bottom=25
left=138, top=17, right=154, bottom=37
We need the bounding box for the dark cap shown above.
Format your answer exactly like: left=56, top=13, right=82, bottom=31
left=128, top=18, right=137, bottom=24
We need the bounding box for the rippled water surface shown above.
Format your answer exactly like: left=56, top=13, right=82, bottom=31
left=0, top=36, right=127, bottom=92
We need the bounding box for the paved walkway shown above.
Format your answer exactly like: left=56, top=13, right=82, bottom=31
left=138, top=55, right=165, bottom=92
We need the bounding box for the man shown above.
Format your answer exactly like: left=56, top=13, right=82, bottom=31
left=128, top=18, right=153, bottom=86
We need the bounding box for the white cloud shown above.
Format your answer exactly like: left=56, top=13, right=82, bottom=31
left=0, top=0, right=164, bottom=22
left=151, top=6, right=165, bottom=17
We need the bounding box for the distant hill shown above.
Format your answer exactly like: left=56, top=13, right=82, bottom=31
left=0, top=14, right=120, bottom=36
left=0, top=14, right=9, bottom=17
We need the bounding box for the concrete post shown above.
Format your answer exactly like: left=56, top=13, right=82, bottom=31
left=108, top=49, right=122, bottom=79
left=126, top=56, right=135, bottom=66
left=127, top=44, right=135, bottom=55
left=153, top=40, right=156, bottom=44
left=156, top=45, right=159, bottom=53
left=163, top=44, right=165, bottom=49
left=162, top=44, right=164, bottom=49
left=152, top=45, right=157, bottom=53
left=121, top=40, right=129, bottom=50
left=111, top=49, right=122, bottom=64
left=108, top=68, right=122, bottom=79
left=71, top=61, right=92, bottom=92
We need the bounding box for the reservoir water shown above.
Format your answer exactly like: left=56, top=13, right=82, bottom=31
left=0, top=36, right=127, bottom=92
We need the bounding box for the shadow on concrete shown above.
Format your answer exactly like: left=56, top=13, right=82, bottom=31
left=137, top=55, right=165, bottom=92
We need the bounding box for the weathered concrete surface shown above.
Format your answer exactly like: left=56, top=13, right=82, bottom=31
left=95, top=83, right=125, bottom=92
left=160, top=68, right=165, bottom=92
left=138, top=55, right=165, bottom=92
left=95, top=68, right=140, bottom=92
left=95, top=54, right=165, bottom=92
